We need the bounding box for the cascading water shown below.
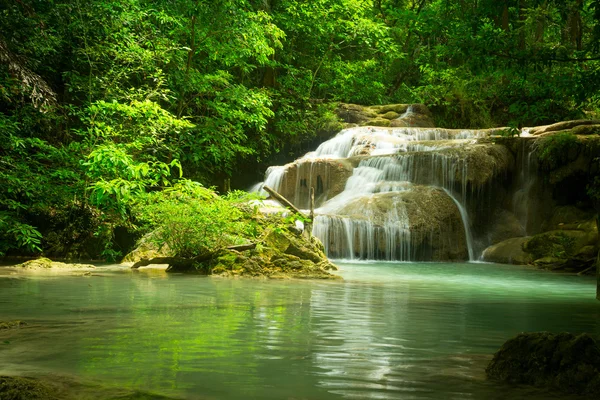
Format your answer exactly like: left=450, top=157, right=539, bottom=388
left=253, top=120, right=503, bottom=262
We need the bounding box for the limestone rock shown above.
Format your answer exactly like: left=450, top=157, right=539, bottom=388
left=482, top=237, right=532, bottom=265
left=486, top=332, right=600, bottom=396
left=14, top=257, right=95, bottom=270
left=191, top=227, right=339, bottom=279
left=390, top=105, right=435, bottom=128
left=276, top=159, right=354, bottom=209
left=526, top=119, right=600, bottom=136
left=121, top=232, right=173, bottom=264
left=324, top=186, right=469, bottom=261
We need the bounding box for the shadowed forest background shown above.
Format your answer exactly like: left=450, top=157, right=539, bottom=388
left=1, top=0, right=600, bottom=260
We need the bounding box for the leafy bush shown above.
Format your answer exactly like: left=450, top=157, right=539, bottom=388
left=131, top=182, right=261, bottom=258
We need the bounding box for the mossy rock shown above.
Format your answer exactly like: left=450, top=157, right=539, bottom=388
left=365, top=118, right=391, bottom=127
left=377, top=104, right=409, bottom=114
left=0, top=376, right=60, bottom=400
left=121, top=232, right=173, bottom=264
left=0, top=321, right=26, bottom=330
left=180, top=227, right=339, bottom=279
left=381, top=111, right=400, bottom=120
left=482, top=237, right=533, bottom=265
left=486, top=332, right=600, bottom=396
left=14, top=257, right=95, bottom=271
left=523, top=230, right=590, bottom=260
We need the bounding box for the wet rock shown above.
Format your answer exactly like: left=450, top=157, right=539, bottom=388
left=0, top=376, right=59, bottom=400
left=276, top=159, right=354, bottom=209
left=365, top=118, right=391, bottom=127
left=482, top=237, right=532, bottom=265
left=486, top=332, right=600, bottom=396
left=322, top=185, right=469, bottom=261
left=14, top=257, right=95, bottom=271
left=121, top=232, right=173, bottom=264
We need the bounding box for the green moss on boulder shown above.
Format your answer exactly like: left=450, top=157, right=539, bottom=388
left=486, top=332, right=600, bottom=396
left=192, top=227, right=338, bottom=279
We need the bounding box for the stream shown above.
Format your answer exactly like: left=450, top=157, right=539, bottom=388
left=0, top=262, right=598, bottom=399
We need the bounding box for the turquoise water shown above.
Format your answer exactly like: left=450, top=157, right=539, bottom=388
left=0, top=261, right=598, bottom=399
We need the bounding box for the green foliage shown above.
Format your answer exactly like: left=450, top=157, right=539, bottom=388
left=132, top=181, right=258, bottom=258
left=2, top=0, right=600, bottom=257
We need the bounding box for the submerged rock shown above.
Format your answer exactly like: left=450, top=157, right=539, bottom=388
left=486, top=332, right=600, bottom=396
left=13, top=257, right=95, bottom=271
left=0, top=321, right=26, bottom=330
left=0, top=376, right=59, bottom=400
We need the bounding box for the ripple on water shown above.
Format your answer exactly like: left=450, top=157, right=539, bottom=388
left=0, top=262, right=598, bottom=400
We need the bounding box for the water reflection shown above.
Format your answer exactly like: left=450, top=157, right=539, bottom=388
left=0, top=263, right=598, bottom=399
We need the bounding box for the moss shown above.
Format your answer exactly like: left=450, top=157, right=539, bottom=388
left=486, top=332, right=600, bottom=396
left=524, top=231, right=578, bottom=260
left=381, top=111, right=400, bottom=120
left=537, top=132, right=581, bottom=171
left=0, top=376, right=60, bottom=400
left=377, top=104, right=409, bottom=114
left=0, top=321, right=26, bottom=330
left=365, top=118, right=391, bottom=127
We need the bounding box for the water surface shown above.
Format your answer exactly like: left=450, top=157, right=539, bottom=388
left=0, top=262, right=598, bottom=399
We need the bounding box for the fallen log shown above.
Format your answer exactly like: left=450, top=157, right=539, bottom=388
left=263, top=185, right=308, bottom=219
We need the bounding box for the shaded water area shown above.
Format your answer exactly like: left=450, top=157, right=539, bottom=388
left=0, top=263, right=599, bottom=399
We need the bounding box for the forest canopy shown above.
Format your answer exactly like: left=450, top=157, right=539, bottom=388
left=1, top=0, right=600, bottom=258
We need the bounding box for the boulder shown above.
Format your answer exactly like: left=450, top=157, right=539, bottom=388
left=486, top=332, right=600, bottom=396
left=184, top=227, right=339, bottom=279
left=13, top=257, right=95, bottom=271
left=482, top=237, right=532, bottom=265
left=524, top=229, right=597, bottom=261
left=120, top=232, right=173, bottom=264
left=319, top=185, right=469, bottom=261
left=276, top=159, right=354, bottom=209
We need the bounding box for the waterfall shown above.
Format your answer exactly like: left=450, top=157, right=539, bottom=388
left=443, top=189, right=475, bottom=261
left=253, top=121, right=499, bottom=262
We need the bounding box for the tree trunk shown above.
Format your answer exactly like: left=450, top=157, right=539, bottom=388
left=596, top=212, right=599, bottom=300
